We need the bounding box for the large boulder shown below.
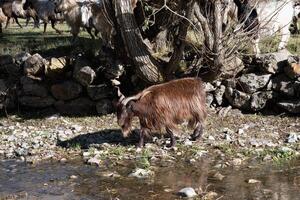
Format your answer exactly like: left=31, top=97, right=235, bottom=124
left=51, top=81, right=82, bottom=100
left=206, top=93, right=214, bottom=107
left=87, top=84, right=113, bottom=100
left=220, top=57, right=245, bottom=79
left=1, top=63, right=20, bottom=77
left=277, top=100, right=300, bottom=113
left=284, top=56, right=300, bottom=79
left=238, top=73, right=271, bottom=94
left=272, top=74, right=299, bottom=97
left=22, top=83, right=48, bottom=97
left=14, top=52, right=31, bottom=65
left=74, top=66, right=96, bottom=86
left=204, top=82, right=215, bottom=92
left=214, top=85, right=226, bottom=106
left=0, top=79, right=7, bottom=109
left=19, top=96, right=55, bottom=108
left=96, top=99, right=113, bottom=115
left=104, top=63, right=125, bottom=79
left=225, top=87, right=251, bottom=109
left=23, top=53, right=46, bottom=78
left=250, top=91, right=273, bottom=111
left=0, top=55, right=14, bottom=66
left=54, top=98, right=96, bottom=115
left=255, top=50, right=291, bottom=74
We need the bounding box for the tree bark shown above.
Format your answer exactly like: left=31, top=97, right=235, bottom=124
left=165, top=0, right=195, bottom=77
left=193, top=2, right=213, bottom=50
left=211, top=0, right=224, bottom=79
left=114, top=0, right=165, bottom=84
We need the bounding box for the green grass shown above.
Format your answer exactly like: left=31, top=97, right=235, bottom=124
left=1, top=19, right=300, bottom=58
left=0, top=19, right=102, bottom=56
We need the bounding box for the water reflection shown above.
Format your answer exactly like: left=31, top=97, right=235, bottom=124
left=0, top=158, right=299, bottom=199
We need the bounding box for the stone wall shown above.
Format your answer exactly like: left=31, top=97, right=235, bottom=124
left=1, top=50, right=300, bottom=115
left=0, top=52, right=124, bottom=115
left=205, top=50, right=300, bottom=114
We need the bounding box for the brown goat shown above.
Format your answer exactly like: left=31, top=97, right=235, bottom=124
left=116, top=77, right=207, bottom=148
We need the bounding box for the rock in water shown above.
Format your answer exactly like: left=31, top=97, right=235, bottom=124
left=178, top=187, right=197, bottom=198
left=128, top=168, right=154, bottom=179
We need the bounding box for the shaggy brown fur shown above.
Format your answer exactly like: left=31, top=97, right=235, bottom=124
left=116, top=77, right=207, bottom=147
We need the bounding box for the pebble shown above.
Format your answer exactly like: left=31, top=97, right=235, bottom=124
left=232, top=158, right=242, bottom=166
left=70, top=175, right=78, bottom=179
left=87, top=157, right=101, bottom=166
left=287, top=132, right=299, bottom=143
left=238, top=128, right=245, bottom=135
left=128, top=168, right=154, bottom=179
left=70, top=125, right=83, bottom=132
left=184, top=139, right=193, bottom=146
left=280, top=147, right=293, bottom=153
left=213, top=172, right=225, bottom=181
left=208, top=135, right=215, bottom=141
left=178, top=187, right=197, bottom=198
left=202, top=191, right=218, bottom=199
left=248, top=179, right=261, bottom=184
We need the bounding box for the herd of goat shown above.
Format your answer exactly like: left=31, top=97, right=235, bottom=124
left=0, top=0, right=300, bottom=52
left=0, top=0, right=116, bottom=45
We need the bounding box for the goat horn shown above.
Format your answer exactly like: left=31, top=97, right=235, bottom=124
left=122, top=90, right=151, bottom=106
left=117, top=87, right=125, bottom=102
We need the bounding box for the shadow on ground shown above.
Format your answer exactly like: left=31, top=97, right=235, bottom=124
left=57, top=129, right=141, bottom=149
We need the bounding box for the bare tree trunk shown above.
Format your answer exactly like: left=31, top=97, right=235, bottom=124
left=212, top=0, right=224, bottom=75
left=114, top=0, right=165, bottom=84
left=165, top=0, right=195, bottom=77
left=194, top=2, right=213, bottom=50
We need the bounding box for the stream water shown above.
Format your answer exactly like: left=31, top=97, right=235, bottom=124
left=0, top=158, right=300, bottom=200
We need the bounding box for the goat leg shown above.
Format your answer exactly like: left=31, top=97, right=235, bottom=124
left=166, top=127, right=176, bottom=147
left=25, top=17, right=30, bottom=27
left=15, top=18, right=22, bottom=29
left=43, top=23, right=47, bottom=34
left=5, top=17, right=10, bottom=29
left=86, top=27, right=95, bottom=39
left=51, top=20, right=62, bottom=34
left=190, top=122, right=203, bottom=141
left=137, top=129, right=146, bottom=148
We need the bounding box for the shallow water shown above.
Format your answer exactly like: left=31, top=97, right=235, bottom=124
left=0, top=158, right=300, bottom=200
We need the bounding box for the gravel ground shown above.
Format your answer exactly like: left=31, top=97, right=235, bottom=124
left=0, top=108, right=299, bottom=165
